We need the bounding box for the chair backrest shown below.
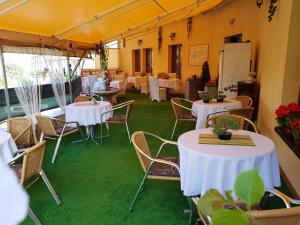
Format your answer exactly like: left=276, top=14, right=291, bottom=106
left=131, top=131, right=153, bottom=172
left=88, top=75, right=98, bottom=94
left=235, top=95, right=253, bottom=107
left=206, top=114, right=258, bottom=133
left=20, top=140, right=47, bottom=184
left=148, top=76, right=159, bottom=98
left=125, top=100, right=135, bottom=121
left=35, top=115, right=58, bottom=137
left=228, top=107, right=254, bottom=119
left=171, top=98, right=192, bottom=120
left=114, top=74, right=125, bottom=81
left=7, top=117, right=32, bottom=146
left=134, top=72, right=143, bottom=77
left=250, top=206, right=300, bottom=225
left=74, top=95, right=90, bottom=102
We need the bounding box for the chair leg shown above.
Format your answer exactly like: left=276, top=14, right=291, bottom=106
left=28, top=207, right=42, bottom=225
left=51, top=134, right=63, bottom=164
left=125, top=122, right=131, bottom=143
left=39, top=169, right=61, bottom=205
left=106, top=123, right=110, bottom=136
left=129, top=165, right=152, bottom=212
left=100, top=122, right=103, bottom=145
left=171, top=120, right=178, bottom=140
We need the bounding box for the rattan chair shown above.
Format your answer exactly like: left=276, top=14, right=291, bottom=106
left=235, top=95, right=253, bottom=107
left=36, top=115, right=83, bottom=163
left=205, top=114, right=258, bottom=133
left=129, top=131, right=180, bottom=211
left=5, top=117, right=33, bottom=150
left=100, top=100, right=134, bottom=144
left=171, top=98, right=197, bottom=140
left=74, top=95, right=91, bottom=102
left=192, top=189, right=300, bottom=225
left=7, top=141, right=61, bottom=225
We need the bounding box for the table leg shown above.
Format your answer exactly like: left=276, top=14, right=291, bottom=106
left=72, top=125, right=99, bottom=145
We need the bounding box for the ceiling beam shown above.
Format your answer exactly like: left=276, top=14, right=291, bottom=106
left=0, top=0, right=11, bottom=6
left=60, top=0, right=153, bottom=39
left=152, top=0, right=168, bottom=13
left=54, top=0, right=151, bottom=38
left=0, top=0, right=31, bottom=16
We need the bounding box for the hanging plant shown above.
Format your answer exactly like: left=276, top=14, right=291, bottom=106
left=158, top=27, right=162, bottom=52
left=268, top=0, right=278, bottom=22
left=96, top=41, right=109, bottom=71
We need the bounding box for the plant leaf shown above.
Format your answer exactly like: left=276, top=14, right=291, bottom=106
left=234, top=169, right=265, bottom=207
left=211, top=209, right=249, bottom=225
left=225, top=191, right=234, bottom=205
left=197, top=189, right=226, bottom=216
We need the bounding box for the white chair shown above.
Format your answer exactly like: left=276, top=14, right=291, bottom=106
left=148, top=76, right=166, bottom=102
left=93, top=78, right=105, bottom=91
left=88, top=75, right=98, bottom=95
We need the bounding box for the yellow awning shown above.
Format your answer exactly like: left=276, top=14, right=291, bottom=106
left=0, top=0, right=225, bottom=44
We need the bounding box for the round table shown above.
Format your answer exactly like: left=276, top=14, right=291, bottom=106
left=0, top=132, right=18, bottom=164
left=93, top=88, right=119, bottom=104
left=178, top=128, right=281, bottom=197
left=192, top=99, right=241, bottom=129
left=65, top=101, right=112, bottom=144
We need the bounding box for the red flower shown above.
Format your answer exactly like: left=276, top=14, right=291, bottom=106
left=288, top=103, right=300, bottom=113
left=275, top=105, right=289, bottom=118
left=290, top=119, right=300, bottom=132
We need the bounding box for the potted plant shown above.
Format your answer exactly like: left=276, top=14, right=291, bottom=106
left=205, top=80, right=218, bottom=99
left=197, top=169, right=265, bottom=225
left=275, top=102, right=300, bottom=144
left=212, top=117, right=240, bottom=140
left=217, top=92, right=226, bottom=102
left=202, top=92, right=212, bottom=103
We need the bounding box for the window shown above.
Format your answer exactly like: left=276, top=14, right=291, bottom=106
left=133, top=49, right=141, bottom=73
left=169, top=44, right=182, bottom=76
left=145, top=48, right=153, bottom=73
left=105, top=40, right=118, bottom=49
left=224, top=33, right=243, bottom=43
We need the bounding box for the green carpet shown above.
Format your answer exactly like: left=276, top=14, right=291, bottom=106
left=21, top=91, right=291, bottom=225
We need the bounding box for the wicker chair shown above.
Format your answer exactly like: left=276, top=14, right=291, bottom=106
left=5, top=117, right=33, bottom=150
left=100, top=100, right=134, bottom=144
left=7, top=141, right=61, bottom=225
left=129, top=131, right=180, bottom=211
left=74, top=95, right=91, bottom=102
left=171, top=98, right=197, bottom=140
left=205, top=114, right=258, bottom=133
left=235, top=95, right=253, bottom=107
left=192, top=189, right=300, bottom=225
left=35, top=115, right=83, bottom=163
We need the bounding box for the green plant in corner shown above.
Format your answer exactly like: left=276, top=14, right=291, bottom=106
left=197, top=169, right=265, bottom=225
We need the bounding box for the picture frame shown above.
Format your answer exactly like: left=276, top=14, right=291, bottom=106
left=189, top=44, right=209, bottom=66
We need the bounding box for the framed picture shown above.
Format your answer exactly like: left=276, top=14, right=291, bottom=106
left=189, top=44, right=209, bottom=66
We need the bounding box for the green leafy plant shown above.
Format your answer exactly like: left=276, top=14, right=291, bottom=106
left=217, top=92, right=226, bottom=100
left=212, top=117, right=240, bottom=135
left=96, top=42, right=109, bottom=71
left=198, top=169, right=265, bottom=225
left=202, top=92, right=212, bottom=102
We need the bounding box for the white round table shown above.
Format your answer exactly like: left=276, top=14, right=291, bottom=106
left=0, top=132, right=18, bottom=164
left=192, top=99, right=241, bottom=129
left=66, top=101, right=112, bottom=145
left=178, top=128, right=281, bottom=197
left=66, top=101, right=112, bottom=126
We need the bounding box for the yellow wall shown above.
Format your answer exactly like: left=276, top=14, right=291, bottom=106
left=95, top=48, right=120, bottom=69
left=119, top=0, right=300, bottom=195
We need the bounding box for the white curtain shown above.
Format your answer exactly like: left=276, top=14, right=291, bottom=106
left=43, top=49, right=67, bottom=111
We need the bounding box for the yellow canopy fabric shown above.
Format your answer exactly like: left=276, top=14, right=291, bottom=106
left=0, top=0, right=225, bottom=44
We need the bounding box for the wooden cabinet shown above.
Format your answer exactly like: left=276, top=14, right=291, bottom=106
left=237, top=81, right=259, bottom=120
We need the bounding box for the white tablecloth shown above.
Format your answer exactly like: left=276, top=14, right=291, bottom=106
left=0, top=132, right=18, bottom=164
left=178, top=128, right=281, bottom=197
left=159, top=78, right=180, bottom=90
left=127, top=76, right=147, bottom=89
left=65, top=101, right=112, bottom=126
left=192, top=99, right=241, bottom=129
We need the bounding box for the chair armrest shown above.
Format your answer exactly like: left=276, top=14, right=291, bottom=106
left=266, top=189, right=300, bottom=208
left=50, top=118, right=80, bottom=128
left=6, top=151, right=26, bottom=165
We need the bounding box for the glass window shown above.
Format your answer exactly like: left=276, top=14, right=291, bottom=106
left=105, top=40, right=118, bottom=49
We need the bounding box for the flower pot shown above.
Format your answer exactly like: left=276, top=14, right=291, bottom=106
left=218, top=131, right=232, bottom=140
left=203, top=99, right=210, bottom=103
left=293, top=135, right=300, bottom=146
left=217, top=98, right=224, bottom=102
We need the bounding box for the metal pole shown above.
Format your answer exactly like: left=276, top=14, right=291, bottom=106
left=0, top=45, right=11, bottom=118
left=0, top=0, right=31, bottom=16
left=66, top=53, right=73, bottom=103
left=71, top=50, right=87, bottom=77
